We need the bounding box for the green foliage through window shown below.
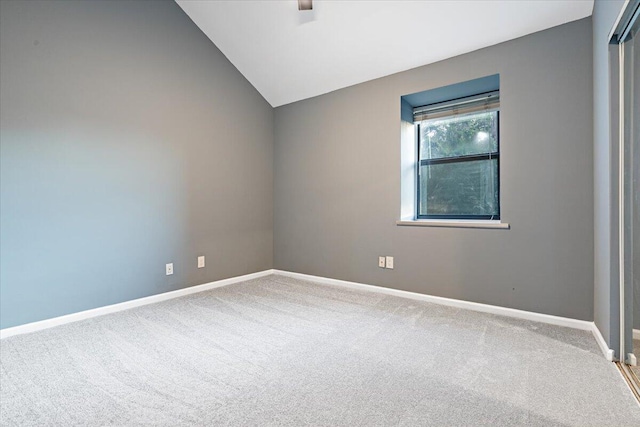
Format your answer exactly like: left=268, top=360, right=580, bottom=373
left=419, top=112, right=498, bottom=160
left=417, top=110, right=500, bottom=219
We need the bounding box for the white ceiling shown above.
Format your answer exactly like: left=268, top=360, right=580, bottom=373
left=176, top=0, right=593, bottom=107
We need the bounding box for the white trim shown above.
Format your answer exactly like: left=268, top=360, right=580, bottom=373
left=396, top=219, right=510, bottom=229
left=275, top=270, right=619, bottom=361
left=618, top=41, right=627, bottom=364
left=634, top=329, right=640, bottom=340
left=1, top=268, right=619, bottom=363
left=273, top=270, right=591, bottom=330
left=0, top=270, right=275, bottom=339
left=592, top=322, right=616, bottom=362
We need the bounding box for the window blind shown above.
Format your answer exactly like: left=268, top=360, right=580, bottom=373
left=413, top=91, right=500, bottom=122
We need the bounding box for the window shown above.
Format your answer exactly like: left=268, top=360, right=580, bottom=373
left=414, top=91, right=500, bottom=220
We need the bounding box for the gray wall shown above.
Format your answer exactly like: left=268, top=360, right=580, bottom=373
left=592, top=0, right=626, bottom=348
left=0, top=0, right=273, bottom=329
left=274, top=18, right=594, bottom=320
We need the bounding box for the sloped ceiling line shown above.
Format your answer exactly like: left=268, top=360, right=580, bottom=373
left=176, top=0, right=593, bottom=107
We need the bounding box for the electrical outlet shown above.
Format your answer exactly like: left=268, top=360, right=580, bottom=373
left=166, top=263, right=173, bottom=275
left=385, top=256, right=394, bottom=269
left=197, top=256, right=205, bottom=268
left=378, top=256, right=386, bottom=268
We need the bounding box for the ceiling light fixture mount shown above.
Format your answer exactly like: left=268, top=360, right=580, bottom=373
left=298, top=0, right=312, bottom=11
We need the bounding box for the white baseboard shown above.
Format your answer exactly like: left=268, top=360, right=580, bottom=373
left=634, top=329, right=640, bottom=340
left=592, top=322, right=616, bottom=362
left=274, top=270, right=618, bottom=361
left=274, top=270, right=592, bottom=330
left=0, top=269, right=275, bottom=339
left=1, top=268, right=619, bottom=363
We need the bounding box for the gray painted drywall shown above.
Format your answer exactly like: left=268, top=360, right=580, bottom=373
left=592, top=0, right=626, bottom=348
left=0, top=0, right=273, bottom=329
left=274, top=18, right=594, bottom=321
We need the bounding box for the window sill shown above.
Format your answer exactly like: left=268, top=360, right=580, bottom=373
left=396, top=219, right=510, bottom=229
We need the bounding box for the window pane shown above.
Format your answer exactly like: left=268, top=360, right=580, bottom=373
left=419, top=159, right=499, bottom=217
left=419, top=111, right=498, bottom=160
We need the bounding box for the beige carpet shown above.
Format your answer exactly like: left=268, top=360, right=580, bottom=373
left=2, top=274, right=640, bottom=426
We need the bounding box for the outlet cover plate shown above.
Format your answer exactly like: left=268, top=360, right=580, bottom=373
left=385, top=256, right=394, bottom=269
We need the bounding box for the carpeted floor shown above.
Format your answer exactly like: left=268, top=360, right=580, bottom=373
left=1, top=274, right=639, bottom=426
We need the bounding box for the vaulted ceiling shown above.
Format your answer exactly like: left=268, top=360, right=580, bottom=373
left=177, top=0, right=593, bottom=107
